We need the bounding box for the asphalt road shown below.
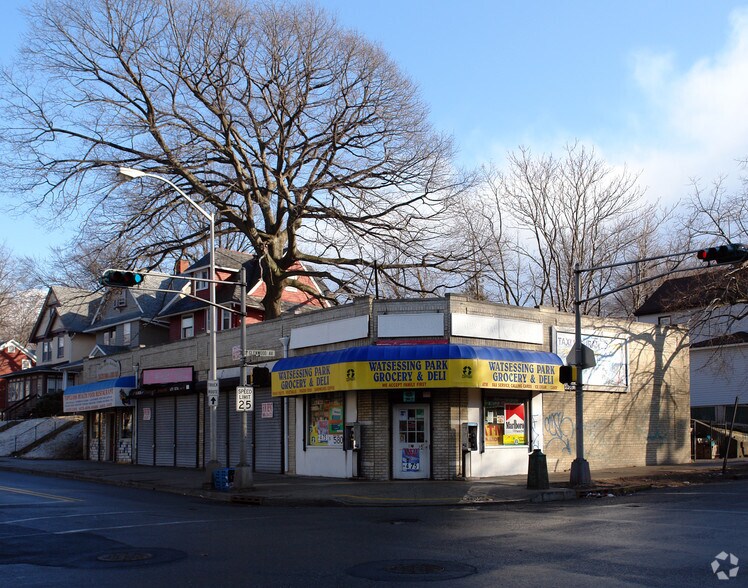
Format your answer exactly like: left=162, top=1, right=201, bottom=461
left=0, top=470, right=745, bottom=587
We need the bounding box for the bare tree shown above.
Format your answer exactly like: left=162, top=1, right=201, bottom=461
left=0, top=242, right=45, bottom=345
left=0, top=0, right=467, bottom=318
left=480, top=143, right=659, bottom=314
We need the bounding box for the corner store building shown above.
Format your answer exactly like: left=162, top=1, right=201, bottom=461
left=272, top=296, right=691, bottom=480
left=77, top=295, right=691, bottom=480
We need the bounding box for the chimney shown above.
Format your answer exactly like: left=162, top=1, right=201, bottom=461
left=175, top=259, right=190, bottom=275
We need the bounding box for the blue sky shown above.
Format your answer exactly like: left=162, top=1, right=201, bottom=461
left=3, top=0, right=748, bottom=259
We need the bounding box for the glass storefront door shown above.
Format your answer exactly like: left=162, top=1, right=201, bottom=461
left=392, top=404, right=430, bottom=479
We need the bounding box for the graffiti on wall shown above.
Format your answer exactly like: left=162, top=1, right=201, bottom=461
left=544, top=411, right=574, bottom=454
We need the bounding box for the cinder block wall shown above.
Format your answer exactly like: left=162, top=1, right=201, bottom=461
left=542, top=321, right=690, bottom=473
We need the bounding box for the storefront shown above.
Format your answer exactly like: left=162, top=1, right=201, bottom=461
left=272, top=344, right=564, bottom=480
left=131, top=367, right=202, bottom=467
left=63, top=375, right=136, bottom=462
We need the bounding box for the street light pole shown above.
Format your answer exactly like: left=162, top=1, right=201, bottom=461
left=117, top=167, right=220, bottom=478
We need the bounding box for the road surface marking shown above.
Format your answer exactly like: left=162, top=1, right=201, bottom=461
left=0, top=484, right=81, bottom=503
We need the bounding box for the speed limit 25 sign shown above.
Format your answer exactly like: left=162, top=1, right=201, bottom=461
left=236, top=386, right=254, bottom=411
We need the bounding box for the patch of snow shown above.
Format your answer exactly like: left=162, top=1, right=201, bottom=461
left=0, top=417, right=83, bottom=457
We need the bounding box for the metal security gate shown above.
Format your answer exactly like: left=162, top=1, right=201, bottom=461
left=136, top=398, right=155, bottom=466
left=155, top=396, right=176, bottom=466
left=204, top=387, right=261, bottom=468
left=176, top=395, right=200, bottom=468
left=255, top=387, right=282, bottom=473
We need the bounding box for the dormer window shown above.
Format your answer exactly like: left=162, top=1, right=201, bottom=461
left=114, top=289, right=127, bottom=308
left=21, top=359, right=31, bottom=370
left=6, top=343, right=15, bottom=354
left=196, top=270, right=209, bottom=292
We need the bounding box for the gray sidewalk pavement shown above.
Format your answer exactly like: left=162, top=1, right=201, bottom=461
left=0, top=456, right=746, bottom=507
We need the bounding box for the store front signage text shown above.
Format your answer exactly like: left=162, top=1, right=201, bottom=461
left=273, top=359, right=562, bottom=396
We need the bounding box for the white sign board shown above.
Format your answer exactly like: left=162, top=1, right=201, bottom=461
left=207, top=379, right=220, bottom=407
left=245, top=349, right=276, bottom=358
left=236, top=386, right=254, bottom=411
left=554, top=329, right=628, bottom=391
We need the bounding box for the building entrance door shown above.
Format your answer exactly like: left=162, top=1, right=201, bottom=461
left=392, top=404, right=430, bottom=479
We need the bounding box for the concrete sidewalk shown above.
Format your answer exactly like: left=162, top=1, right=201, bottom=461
left=0, top=457, right=746, bottom=507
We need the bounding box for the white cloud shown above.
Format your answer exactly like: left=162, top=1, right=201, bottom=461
left=622, top=7, right=748, bottom=204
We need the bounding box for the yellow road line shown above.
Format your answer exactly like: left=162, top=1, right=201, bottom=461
left=0, top=485, right=81, bottom=503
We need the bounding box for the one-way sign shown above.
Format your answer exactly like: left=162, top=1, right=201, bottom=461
left=207, top=379, right=219, bottom=407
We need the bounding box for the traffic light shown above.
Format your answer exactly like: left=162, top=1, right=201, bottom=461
left=696, top=244, right=748, bottom=265
left=99, top=269, right=145, bottom=288
left=252, top=367, right=271, bottom=387
left=559, top=365, right=578, bottom=385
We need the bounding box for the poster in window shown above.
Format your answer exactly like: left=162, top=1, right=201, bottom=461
left=308, top=393, right=344, bottom=447
left=402, top=448, right=421, bottom=472
left=503, top=403, right=526, bottom=445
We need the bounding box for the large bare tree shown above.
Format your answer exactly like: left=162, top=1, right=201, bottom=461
left=467, top=143, right=669, bottom=314
left=0, top=0, right=466, bottom=317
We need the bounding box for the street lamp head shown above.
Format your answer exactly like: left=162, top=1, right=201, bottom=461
left=118, top=166, right=147, bottom=180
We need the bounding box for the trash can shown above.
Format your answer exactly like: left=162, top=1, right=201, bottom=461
left=212, top=467, right=235, bottom=491
left=527, top=449, right=549, bottom=489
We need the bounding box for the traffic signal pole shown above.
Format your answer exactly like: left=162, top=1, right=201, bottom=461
left=570, top=263, right=591, bottom=486
left=568, top=247, right=708, bottom=487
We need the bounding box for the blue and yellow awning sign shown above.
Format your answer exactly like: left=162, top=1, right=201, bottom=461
left=271, top=344, right=563, bottom=397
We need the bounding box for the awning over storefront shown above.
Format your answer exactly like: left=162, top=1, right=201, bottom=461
left=63, top=376, right=136, bottom=412
left=271, top=344, right=564, bottom=397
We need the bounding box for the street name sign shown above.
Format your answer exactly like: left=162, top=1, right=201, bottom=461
left=232, top=347, right=276, bottom=361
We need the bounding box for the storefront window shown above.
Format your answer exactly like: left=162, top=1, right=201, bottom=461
left=120, top=412, right=133, bottom=439
left=307, top=392, right=344, bottom=447
left=484, top=394, right=527, bottom=447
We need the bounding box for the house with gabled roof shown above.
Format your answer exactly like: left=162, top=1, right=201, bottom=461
left=2, top=286, right=99, bottom=419
left=157, top=248, right=330, bottom=342
left=635, top=268, right=748, bottom=442
left=0, top=340, right=35, bottom=417
left=85, top=273, right=173, bottom=356
left=62, top=249, right=330, bottom=463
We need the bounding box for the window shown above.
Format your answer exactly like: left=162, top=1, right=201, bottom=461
left=6, top=343, right=15, bottom=354
left=114, top=289, right=127, bottom=308
left=120, top=412, right=133, bottom=439
left=222, top=308, right=232, bottom=331
left=483, top=394, right=527, bottom=447
left=46, top=376, right=63, bottom=394
left=57, top=335, right=65, bottom=358
left=42, top=341, right=51, bottom=362
left=181, top=314, right=194, bottom=339
left=21, top=359, right=31, bottom=370
left=103, top=328, right=116, bottom=346
left=8, top=380, right=22, bottom=402
left=123, top=322, right=131, bottom=345
left=196, top=270, right=209, bottom=291
left=307, top=392, right=344, bottom=447
left=658, top=315, right=672, bottom=325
